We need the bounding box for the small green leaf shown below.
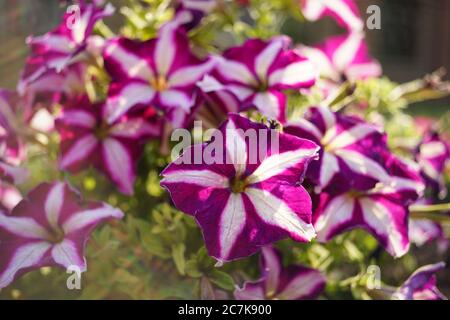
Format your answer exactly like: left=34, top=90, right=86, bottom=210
left=172, top=243, right=186, bottom=275
left=208, top=269, right=235, bottom=291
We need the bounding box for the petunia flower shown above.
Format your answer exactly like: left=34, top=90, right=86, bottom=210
left=23, top=0, right=114, bottom=78
left=299, top=0, right=364, bottom=32
left=0, top=181, right=124, bottom=289
left=284, top=106, right=388, bottom=192
left=103, top=21, right=216, bottom=127
left=234, top=246, right=325, bottom=300
left=161, top=114, right=319, bottom=261
left=415, top=131, right=450, bottom=198
left=56, top=96, right=160, bottom=195
left=409, top=219, right=448, bottom=251
left=393, top=262, right=447, bottom=300
left=198, top=37, right=317, bottom=123
left=174, top=0, right=218, bottom=30
left=313, top=152, right=425, bottom=257
left=408, top=198, right=448, bottom=251
left=18, top=63, right=87, bottom=105
left=297, top=32, right=382, bottom=84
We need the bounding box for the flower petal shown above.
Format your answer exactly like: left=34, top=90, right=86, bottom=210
left=0, top=241, right=51, bottom=289
left=101, top=138, right=135, bottom=195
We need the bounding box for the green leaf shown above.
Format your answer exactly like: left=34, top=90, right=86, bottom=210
left=172, top=243, right=186, bottom=275
left=208, top=269, right=235, bottom=291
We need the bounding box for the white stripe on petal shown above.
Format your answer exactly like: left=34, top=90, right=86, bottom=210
left=315, top=106, right=336, bottom=130
left=102, top=138, right=134, bottom=194
left=62, top=204, right=124, bottom=234
left=216, top=58, right=257, bottom=86
left=359, top=197, right=408, bottom=257
left=0, top=214, right=49, bottom=239
left=297, top=45, right=339, bottom=81
left=168, top=59, right=216, bottom=87
left=326, top=124, right=380, bottom=151
left=219, top=193, right=246, bottom=259
left=104, top=41, right=153, bottom=80
left=346, top=61, right=382, bottom=80
left=30, top=34, right=74, bottom=53
left=0, top=241, right=51, bottom=289
left=110, top=118, right=160, bottom=138
left=44, top=182, right=65, bottom=229
left=159, top=90, right=194, bottom=112
left=261, top=247, right=281, bottom=295
left=197, top=75, right=224, bottom=92
left=335, top=149, right=389, bottom=181
left=322, top=0, right=363, bottom=31
left=420, top=141, right=447, bottom=158
left=319, top=152, right=339, bottom=188
left=268, top=60, right=318, bottom=87
left=333, top=32, right=364, bottom=72
left=315, top=194, right=355, bottom=242
left=247, top=148, right=319, bottom=184
left=59, top=110, right=97, bottom=128
left=226, top=84, right=254, bottom=101
left=226, top=119, right=248, bottom=176
left=253, top=92, right=282, bottom=119
left=162, top=170, right=229, bottom=188
left=155, top=23, right=177, bottom=75
left=60, top=134, right=98, bottom=169
left=71, top=6, right=92, bottom=44
left=51, top=239, right=86, bottom=271
left=286, top=119, right=323, bottom=141
left=246, top=188, right=316, bottom=241
left=277, top=271, right=325, bottom=300
left=255, top=39, right=283, bottom=81
left=105, top=83, right=155, bottom=123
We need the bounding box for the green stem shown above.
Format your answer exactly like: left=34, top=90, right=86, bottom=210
left=410, top=203, right=450, bottom=213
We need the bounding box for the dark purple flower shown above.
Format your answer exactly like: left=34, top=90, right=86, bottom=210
left=161, top=114, right=319, bottom=261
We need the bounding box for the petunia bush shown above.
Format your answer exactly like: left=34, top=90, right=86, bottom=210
left=0, top=0, right=449, bottom=300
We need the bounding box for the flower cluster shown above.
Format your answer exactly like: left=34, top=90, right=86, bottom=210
left=0, top=0, right=448, bottom=300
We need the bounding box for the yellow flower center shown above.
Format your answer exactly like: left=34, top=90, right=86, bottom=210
left=150, top=75, right=168, bottom=92
left=94, top=122, right=110, bottom=140
left=47, top=226, right=65, bottom=244
left=230, top=176, right=247, bottom=193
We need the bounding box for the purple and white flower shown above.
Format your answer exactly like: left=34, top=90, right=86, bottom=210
left=313, top=153, right=425, bottom=257
left=174, top=0, right=218, bottom=30
left=32, top=1, right=113, bottom=69
left=297, top=32, right=382, bottom=83
left=198, top=37, right=317, bottom=122
left=18, top=63, right=87, bottom=104
left=0, top=181, right=124, bottom=289
left=415, top=131, right=450, bottom=198
left=234, top=246, right=325, bottom=300
left=103, top=22, right=216, bottom=127
left=161, top=114, right=319, bottom=261
left=300, top=0, right=364, bottom=32
left=21, top=1, right=114, bottom=88
left=56, top=96, right=161, bottom=195
left=394, top=262, right=447, bottom=300
left=409, top=219, right=448, bottom=251
left=284, top=106, right=388, bottom=192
